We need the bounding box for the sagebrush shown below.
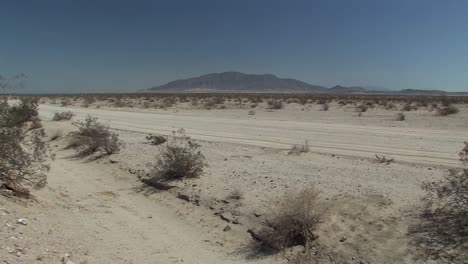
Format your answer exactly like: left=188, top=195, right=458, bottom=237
left=148, top=129, right=206, bottom=182
left=68, top=115, right=122, bottom=156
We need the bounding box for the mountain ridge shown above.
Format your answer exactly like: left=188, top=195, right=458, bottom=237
left=146, top=72, right=448, bottom=94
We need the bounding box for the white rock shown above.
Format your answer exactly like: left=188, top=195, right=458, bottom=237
left=17, top=218, right=28, bottom=225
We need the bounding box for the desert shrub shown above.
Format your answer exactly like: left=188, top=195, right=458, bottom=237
left=268, top=100, right=283, bottom=110
left=248, top=110, right=256, bottom=115
left=146, top=134, right=167, bottom=146
left=0, top=127, right=49, bottom=196
left=250, top=188, right=322, bottom=251
left=52, top=111, right=74, bottom=121
left=61, top=98, right=70, bottom=106
left=0, top=97, right=39, bottom=127
left=320, top=102, right=329, bottom=111
left=148, top=129, right=206, bottom=182
left=375, top=155, right=394, bottom=164
left=436, top=104, right=459, bottom=116
left=385, top=102, right=396, bottom=110
left=289, top=141, right=310, bottom=155
left=356, top=103, right=368, bottom=112
left=114, top=98, right=127, bottom=107
left=401, top=103, right=413, bottom=111
left=409, top=169, right=468, bottom=261
left=68, top=116, right=122, bottom=156
left=395, top=112, right=405, bottom=121
left=459, top=142, right=468, bottom=163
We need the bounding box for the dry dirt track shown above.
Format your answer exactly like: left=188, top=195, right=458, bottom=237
left=40, top=104, right=464, bottom=167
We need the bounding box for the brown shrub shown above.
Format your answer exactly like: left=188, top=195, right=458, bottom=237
left=459, top=142, right=468, bottom=163
left=289, top=141, right=310, bottom=155
left=394, top=112, right=405, bottom=121
left=250, top=188, right=323, bottom=251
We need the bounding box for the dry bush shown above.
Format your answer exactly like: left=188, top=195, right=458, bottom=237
left=248, top=110, right=256, bottom=115
left=114, top=98, right=127, bottom=107
left=61, top=98, right=70, bottom=106
left=289, top=141, right=310, bottom=155
left=436, top=104, right=459, bottom=116
left=147, top=129, right=206, bottom=183
left=146, top=134, right=167, bottom=146
left=267, top=100, right=283, bottom=110
left=320, top=102, right=329, bottom=111
left=249, top=188, right=323, bottom=251
left=0, top=97, right=40, bottom=127
left=385, top=102, right=396, bottom=110
left=409, top=169, right=468, bottom=262
left=0, top=127, right=49, bottom=196
left=459, top=142, right=468, bottom=163
left=394, top=112, right=405, bottom=121
left=68, top=116, right=122, bottom=157
left=356, top=103, right=368, bottom=112
left=52, top=111, right=74, bottom=121
left=375, top=155, right=394, bottom=164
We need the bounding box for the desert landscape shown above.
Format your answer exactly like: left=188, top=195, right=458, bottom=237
left=1, top=94, right=467, bottom=263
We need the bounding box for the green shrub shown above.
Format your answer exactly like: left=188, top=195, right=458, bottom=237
left=68, top=116, right=122, bottom=156
left=148, top=129, right=206, bottom=182
left=52, top=111, right=74, bottom=121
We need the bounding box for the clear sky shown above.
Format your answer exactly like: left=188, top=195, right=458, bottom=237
left=1, top=0, right=467, bottom=93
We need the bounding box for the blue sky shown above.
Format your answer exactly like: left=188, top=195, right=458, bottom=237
left=1, top=0, right=467, bottom=93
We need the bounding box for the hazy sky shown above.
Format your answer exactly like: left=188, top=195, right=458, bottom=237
left=1, top=0, right=467, bottom=93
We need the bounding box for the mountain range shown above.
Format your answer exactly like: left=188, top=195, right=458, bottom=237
left=146, top=72, right=448, bottom=95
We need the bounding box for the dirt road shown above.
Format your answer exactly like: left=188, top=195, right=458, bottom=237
left=39, top=104, right=464, bottom=167
left=41, top=105, right=468, bottom=166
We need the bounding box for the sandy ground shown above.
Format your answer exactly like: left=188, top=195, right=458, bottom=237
left=1, top=100, right=467, bottom=263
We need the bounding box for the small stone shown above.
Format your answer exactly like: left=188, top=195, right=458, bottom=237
left=223, top=225, right=231, bottom=232
left=17, top=218, right=28, bottom=225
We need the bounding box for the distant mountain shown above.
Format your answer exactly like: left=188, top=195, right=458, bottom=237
left=145, top=72, right=451, bottom=94
left=147, top=72, right=327, bottom=93
left=329, top=85, right=367, bottom=93
left=399, top=89, right=447, bottom=95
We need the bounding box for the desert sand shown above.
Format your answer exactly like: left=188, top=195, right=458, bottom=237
left=1, top=99, right=466, bottom=263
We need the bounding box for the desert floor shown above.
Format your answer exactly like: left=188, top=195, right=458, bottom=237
left=1, top=101, right=467, bottom=263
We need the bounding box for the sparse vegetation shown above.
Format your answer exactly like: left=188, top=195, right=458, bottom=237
left=146, top=134, right=167, bottom=146
left=436, top=104, right=459, bottom=116
left=68, top=115, right=122, bottom=157
left=289, top=141, right=310, bottom=155
left=0, top=98, right=49, bottom=196
left=459, top=142, right=468, bottom=163
left=395, top=112, right=406, bottom=121
left=375, top=155, right=394, bottom=164
left=410, top=169, right=468, bottom=261
left=0, top=97, right=40, bottom=127
left=267, top=100, right=283, bottom=110
left=147, top=129, right=206, bottom=182
left=52, top=111, right=74, bottom=121
left=249, top=188, right=323, bottom=251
